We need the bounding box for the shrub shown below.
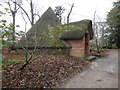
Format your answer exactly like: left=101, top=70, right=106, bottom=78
left=2, top=59, right=20, bottom=69
left=112, top=44, right=117, bottom=49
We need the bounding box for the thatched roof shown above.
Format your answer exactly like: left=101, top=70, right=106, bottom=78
left=61, top=30, right=86, bottom=40
left=61, top=20, right=93, bottom=40
left=15, top=7, right=68, bottom=49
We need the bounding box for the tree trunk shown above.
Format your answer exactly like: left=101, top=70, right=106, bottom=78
left=30, top=0, right=34, bottom=26
left=19, top=54, right=32, bottom=70
left=67, top=4, right=74, bottom=24
left=12, top=12, right=16, bottom=41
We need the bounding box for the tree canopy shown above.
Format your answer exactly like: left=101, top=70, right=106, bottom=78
left=54, top=6, right=65, bottom=23
left=106, top=1, right=120, bottom=48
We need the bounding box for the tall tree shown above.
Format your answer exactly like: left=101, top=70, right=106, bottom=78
left=54, top=6, right=65, bottom=23
left=92, top=10, right=108, bottom=53
left=107, top=1, right=120, bottom=48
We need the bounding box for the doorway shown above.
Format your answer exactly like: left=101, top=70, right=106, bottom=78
left=85, top=33, right=89, bottom=55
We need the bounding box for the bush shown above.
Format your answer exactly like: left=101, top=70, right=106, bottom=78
left=112, top=44, right=117, bottom=49
left=2, top=59, right=20, bottom=69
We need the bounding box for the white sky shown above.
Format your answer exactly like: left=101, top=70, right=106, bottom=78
left=38, top=0, right=116, bottom=21
left=0, top=0, right=116, bottom=31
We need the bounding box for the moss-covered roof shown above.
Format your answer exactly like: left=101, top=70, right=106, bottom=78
left=61, top=30, right=86, bottom=40
left=60, top=19, right=93, bottom=40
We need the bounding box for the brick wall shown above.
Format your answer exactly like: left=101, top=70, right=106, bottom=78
left=67, top=38, right=85, bottom=57
left=2, top=49, right=18, bottom=55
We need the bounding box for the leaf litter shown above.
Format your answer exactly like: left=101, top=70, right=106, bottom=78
left=2, top=54, right=90, bottom=88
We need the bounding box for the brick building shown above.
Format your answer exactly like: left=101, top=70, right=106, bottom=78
left=61, top=20, right=93, bottom=57
left=15, top=7, right=93, bottom=57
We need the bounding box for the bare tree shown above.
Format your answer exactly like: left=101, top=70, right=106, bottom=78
left=67, top=3, right=74, bottom=24
left=4, top=0, right=20, bottom=41
left=93, top=11, right=100, bottom=53
left=18, top=11, right=40, bottom=70
left=5, top=0, right=41, bottom=27
left=15, top=0, right=40, bottom=27
left=3, top=0, right=41, bottom=43
left=93, top=11, right=108, bottom=54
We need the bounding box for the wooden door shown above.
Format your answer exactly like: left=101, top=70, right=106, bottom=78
left=85, top=33, right=89, bottom=55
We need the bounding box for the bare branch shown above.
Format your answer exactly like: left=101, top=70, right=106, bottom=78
left=34, top=13, right=40, bottom=18
left=14, top=2, right=32, bottom=26
left=7, top=1, right=13, bottom=13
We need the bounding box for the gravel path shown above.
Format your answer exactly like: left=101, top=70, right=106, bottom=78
left=59, top=49, right=118, bottom=88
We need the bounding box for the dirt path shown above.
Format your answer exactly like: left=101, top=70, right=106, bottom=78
left=59, top=49, right=118, bottom=88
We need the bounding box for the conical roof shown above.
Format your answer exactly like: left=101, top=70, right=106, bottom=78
left=15, top=7, right=64, bottom=48
left=15, top=8, right=93, bottom=49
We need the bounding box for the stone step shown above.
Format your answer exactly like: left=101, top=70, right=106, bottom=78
left=87, top=56, right=96, bottom=61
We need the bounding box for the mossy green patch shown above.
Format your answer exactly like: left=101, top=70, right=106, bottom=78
left=2, top=59, right=20, bottom=69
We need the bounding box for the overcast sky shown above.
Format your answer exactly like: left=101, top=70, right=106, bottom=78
left=0, top=0, right=116, bottom=31
left=39, top=0, right=116, bottom=22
